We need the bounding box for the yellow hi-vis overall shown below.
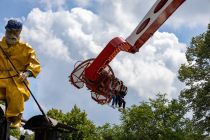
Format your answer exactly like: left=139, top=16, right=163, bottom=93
left=0, top=37, right=41, bottom=126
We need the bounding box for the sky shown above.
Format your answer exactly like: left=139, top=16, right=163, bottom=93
left=0, top=0, right=210, bottom=126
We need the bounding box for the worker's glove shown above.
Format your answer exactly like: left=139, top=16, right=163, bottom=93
left=18, top=71, right=31, bottom=82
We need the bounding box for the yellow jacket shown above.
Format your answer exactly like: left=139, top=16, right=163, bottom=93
left=0, top=37, right=41, bottom=100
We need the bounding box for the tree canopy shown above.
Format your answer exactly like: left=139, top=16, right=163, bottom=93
left=47, top=105, right=99, bottom=140
left=94, top=94, right=205, bottom=140
left=178, top=23, right=210, bottom=134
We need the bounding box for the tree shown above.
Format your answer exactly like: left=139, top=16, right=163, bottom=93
left=178, top=23, right=210, bottom=134
left=96, top=123, right=124, bottom=140
left=119, top=94, right=204, bottom=140
left=47, top=105, right=99, bottom=140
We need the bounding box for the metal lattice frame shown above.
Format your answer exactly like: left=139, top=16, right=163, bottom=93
left=69, top=58, right=115, bottom=104
left=69, top=59, right=94, bottom=89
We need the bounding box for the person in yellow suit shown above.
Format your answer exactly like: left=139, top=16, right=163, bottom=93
left=0, top=19, right=41, bottom=128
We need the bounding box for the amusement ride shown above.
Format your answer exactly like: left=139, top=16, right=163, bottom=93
left=69, top=0, right=186, bottom=105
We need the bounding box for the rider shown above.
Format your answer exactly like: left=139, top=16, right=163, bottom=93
left=118, top=85, right=127, bottom=111
left=111, top=78, right=119, bottom=108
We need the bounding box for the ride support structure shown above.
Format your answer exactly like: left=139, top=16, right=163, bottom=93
left=70, top=0, right=186, bottom=104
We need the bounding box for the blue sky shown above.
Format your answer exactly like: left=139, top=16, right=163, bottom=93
left=0, top=0, right=210, bottom=126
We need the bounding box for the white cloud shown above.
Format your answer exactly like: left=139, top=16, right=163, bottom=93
left=26, top=0, right=210, bottom=30
left=71, top=0, right=210, bottom=29
left=21, top=8, right=103, bottom=62
left=22, top=11, right=70, bottom=61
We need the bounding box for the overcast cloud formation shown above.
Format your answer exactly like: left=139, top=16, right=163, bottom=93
left=1, top=0, right=210, bottom=125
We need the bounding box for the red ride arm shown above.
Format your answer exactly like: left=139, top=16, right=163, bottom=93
left=84, top=0, right=185, bottom=82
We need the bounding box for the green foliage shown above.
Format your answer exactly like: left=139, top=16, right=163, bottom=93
left=93, top=94, right=205, bottom=140
left=47, top=105, right=99, bottom=140
left=119, top=94, right=204, bottom=140
left=24, top=133, right=35, bottom=140
left=10, top=128, right=20, bottom=139
left=96, top=123, right=124, bottom=140
left=178, top=23, right=210, bottom=134
left=10, top=128, right=34, bottom=139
